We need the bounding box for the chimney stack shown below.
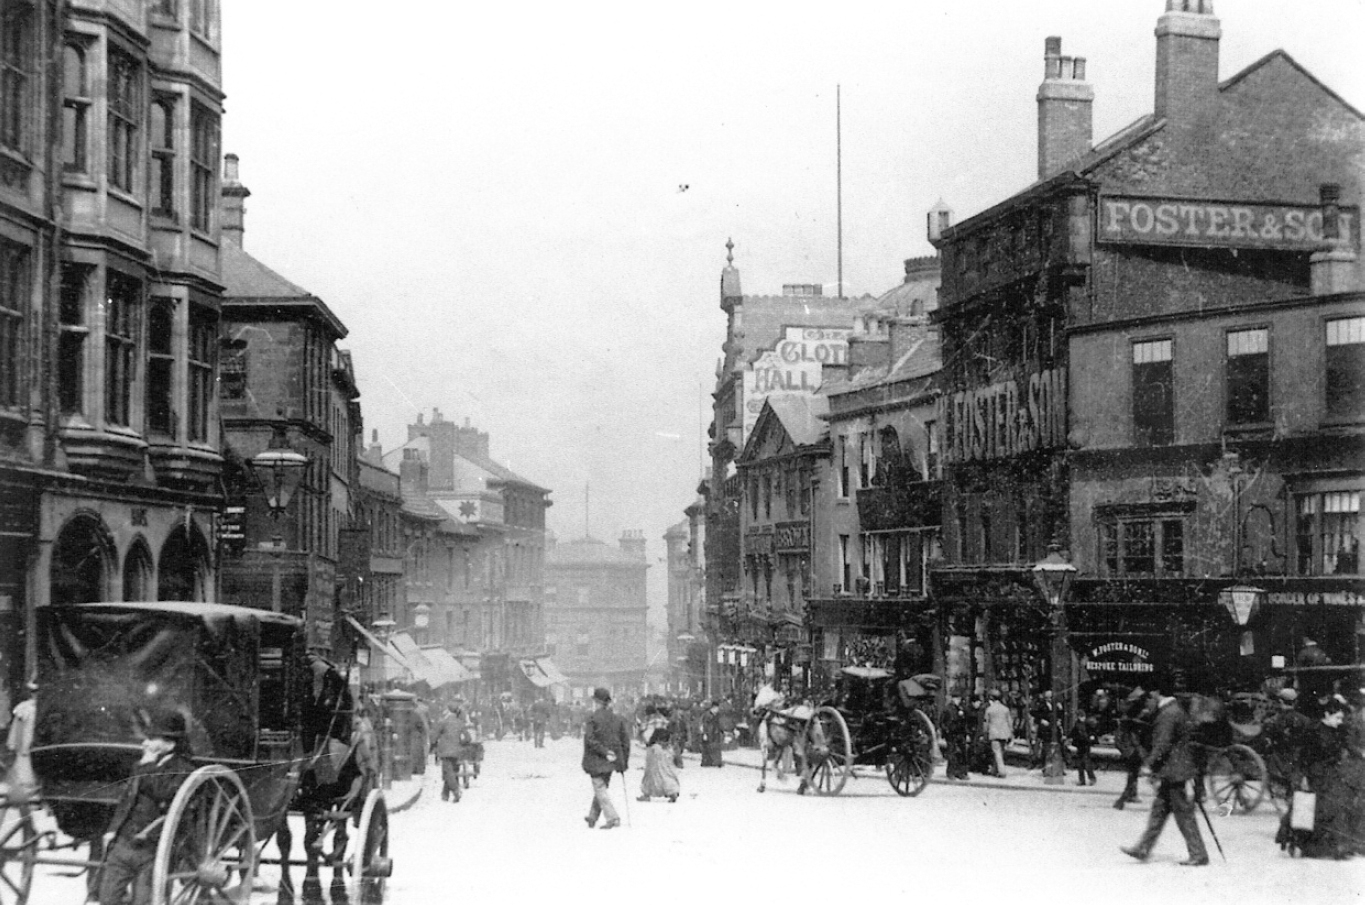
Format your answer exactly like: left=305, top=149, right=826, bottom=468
left=619, top=529, right=647, bottom=561
left=926, top=199, right=953, bottom=247
left=1311, top=183, right=1359, bottom=295
left=1037, top=37, right=1094, bottom=180
left=220, top=153, right=250, bottom=248
left=1154, top=0, right=1220, bottom=134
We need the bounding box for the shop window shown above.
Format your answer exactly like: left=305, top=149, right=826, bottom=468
left=1226, top=328, right=1269, bottom=425
left=107, top=45, right=140, bottom=193
left=1098, top=515, right=1185, bottom=577
left=1295, top=492, right=1361, bottom=576
left=0, top=4, right=31, bottom=155
left=61, top=40, right=89, bottom=172
left=1132, top=339, right=1173, bottom=446
left=104, top=271, right=140, bottom=426
left=190, top=102, right=218, bottom=232
left=1325, top=316, right=1365, bottom=420
left=150, top=97, right=175, bottom=218
left=0, top=240, right=26, bottom=409
left=145, top=297, right=174, bottom=435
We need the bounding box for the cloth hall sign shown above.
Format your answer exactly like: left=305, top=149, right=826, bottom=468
left=1099, top=195, right=1357, bottom=251
left=941, top=367, right=1067, bottom=464
left=742, top=326, right=851, bottom=441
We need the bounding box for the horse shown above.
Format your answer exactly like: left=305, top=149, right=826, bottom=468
left=751, top=684, right=821, bottom=794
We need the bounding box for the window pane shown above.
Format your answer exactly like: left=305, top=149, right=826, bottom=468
left=1160, top=520, right=1184, bottom=576
left=1227, top=331, right=1269, bottom=424
left=1326, top=318, right=1365, bottom=419
left=1296, top=496, right=1317, bottom=575
left=1122, top=521, right=1155, bottom=575
left=1133, top=358, right=1174, bottom=445
left=1100, top=522, right=1118, bottom=575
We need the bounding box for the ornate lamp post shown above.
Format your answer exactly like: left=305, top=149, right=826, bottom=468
left=1031, top=543, right=1077, bottom=785
left=246, top=425, right=307, bottom=613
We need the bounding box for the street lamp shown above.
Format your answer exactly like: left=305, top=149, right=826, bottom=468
left=246, top=424, right=307, bottom=612
left=1031, top=543, right=1077, bottom=785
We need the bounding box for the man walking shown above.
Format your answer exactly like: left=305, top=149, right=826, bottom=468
left=941, top=691, right=971, bottom=780
left=1031, top=689, right=1065, bottom=771
left=582, top=687, right=629, bottom=829
left=1121, top=683, right=1209, bottom=866
left=531, top=697, right=551, bottom=748
left=432, top=702, right=468, bottom=802
left=984, top=689, right=1012, bottom=778
left=1113, top=686, right=1151, bottom=809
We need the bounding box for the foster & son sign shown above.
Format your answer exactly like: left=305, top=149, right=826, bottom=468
left=940, top=366, right=1067, bottom=464
left=1099, top=196, right=1357, bottom=251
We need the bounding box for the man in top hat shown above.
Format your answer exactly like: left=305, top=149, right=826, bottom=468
left=582, top=687, right=629, bottom=829
left=1120, top=680, right=1209, bottom=866
left=98, top=709, right=197, bottom=904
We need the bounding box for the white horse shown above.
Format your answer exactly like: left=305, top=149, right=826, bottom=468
left=751, top=684, right=818, bottom=793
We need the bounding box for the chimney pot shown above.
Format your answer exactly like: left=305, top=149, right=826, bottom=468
left=1037, top=37, right=1094, bottom=180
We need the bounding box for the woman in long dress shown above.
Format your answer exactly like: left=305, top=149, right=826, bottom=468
left=1285, top=697, right=1356, bottom=858
left=637, top=720, right=680, bottom=802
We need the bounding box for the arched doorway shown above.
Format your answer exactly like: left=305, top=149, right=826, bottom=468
left=123, top=539, right=154, bottom=601
left=158, top=525, right=209, bottom=601
left=51, top=515, right=112, bottom=604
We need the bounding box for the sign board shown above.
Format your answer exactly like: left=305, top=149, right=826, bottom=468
left=741, top=326, right=851, bottom=442
left=940, top=367, right=1067, bottom=464
left=1081, top=640, right=1156, bottom=677
left=1098, top=195, right=1358, bottom=251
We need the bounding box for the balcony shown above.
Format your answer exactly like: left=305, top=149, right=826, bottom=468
left=856, top=477, right=942, bottom=532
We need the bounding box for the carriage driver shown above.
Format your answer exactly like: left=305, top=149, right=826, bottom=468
left=97, top=710, right=197, bottom=905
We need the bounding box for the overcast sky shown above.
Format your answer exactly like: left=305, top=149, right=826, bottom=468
left=219, top=1, right=1364, bottom=625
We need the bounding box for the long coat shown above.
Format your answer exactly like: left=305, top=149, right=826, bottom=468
left=431, top=711, right=470, bottom=759
left=984, top=701, right=1013, bottom=741
left=1145, top=697, right=1198, bottom=783
left=582, top=706, right=630, bottom=776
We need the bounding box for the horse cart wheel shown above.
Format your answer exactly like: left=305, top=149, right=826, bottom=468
left=887, top=709, right=937, bottom=797
left=0, top=803, right=36, bottom=905
left=800, top=707, right=853, bottom=796
left=1205, top=743, right=1267, bottom=813
left=351, top=790, right=391, bottom=903
left=151, top=764, right=257, bottom=905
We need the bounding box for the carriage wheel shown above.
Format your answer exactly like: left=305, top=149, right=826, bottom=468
left=800, top=707, right=853, bottom=796
left=0, top=803, right=36, bottom=905
left=1205, top=744, right=1267, bottom=813
left=351, top=790, right=391, bottom=904
left=151, top=765, right=256, bottom=905
left=887, top=710, right=936, bottom=797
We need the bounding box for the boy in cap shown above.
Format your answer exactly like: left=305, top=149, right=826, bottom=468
left=98, top=709, right=197, bottom=904
left=582, top=687, right=629, bottom=828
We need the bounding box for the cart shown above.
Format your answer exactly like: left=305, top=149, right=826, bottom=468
left=752, top=667, right=937, bottom=797
left=0, top=601, right=392, bottom=905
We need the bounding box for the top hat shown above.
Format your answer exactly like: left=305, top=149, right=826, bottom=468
left=148, top=710, right=188, bottom=741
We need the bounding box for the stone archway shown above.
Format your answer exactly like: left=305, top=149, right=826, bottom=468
left=123, top=538, right=154, bottom=601
left=158, top=524, right=210, bottom=601
left=51, top=514, right=114, bottom=605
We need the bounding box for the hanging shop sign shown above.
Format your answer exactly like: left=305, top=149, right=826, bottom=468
left=742, top=326, right=851, bottom=441
left=940, top=367, right=1067, bottom=464
left=1081, top=640, right=1155, bottom=677
left=1097, top=196, right=1358, bottom=251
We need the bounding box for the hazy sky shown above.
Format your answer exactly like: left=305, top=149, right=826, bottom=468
left=220, top=2, right=1364, bottom=622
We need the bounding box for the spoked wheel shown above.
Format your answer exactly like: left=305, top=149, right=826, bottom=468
left=351, top=790, right=391, bottom=904
left=887, top=710, right=937, bottom=797
left=0, top=802, right=36, bottom=905
left=151, top=764, right=256, bottom=905
left=799, top=707, right=853, bottom=796
left=1205, top=743, right=1267, bottom=813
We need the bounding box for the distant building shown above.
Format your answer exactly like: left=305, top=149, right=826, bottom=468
left=664, top=501, right=706, bottom=694
left=545, top=532, right=650, bottom=697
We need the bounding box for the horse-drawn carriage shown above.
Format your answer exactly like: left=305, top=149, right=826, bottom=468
left=0, top=601, right=392, bottom=904
left=753, top=666, right=938, bottom=797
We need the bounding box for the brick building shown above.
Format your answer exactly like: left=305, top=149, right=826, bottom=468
left=930, top=1, right=1364, bottom=706
left=545, top=532, right=649, bottom=697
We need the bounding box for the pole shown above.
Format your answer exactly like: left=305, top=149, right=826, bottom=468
left=836, top=84, right=843, bottom=300
left=1196, top=798, right=1227, bottom=861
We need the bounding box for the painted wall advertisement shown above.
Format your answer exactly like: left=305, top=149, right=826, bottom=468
left=1098, top=195, right=1358, bottom=251
left=940, top=366, right=1067, bottom=464
left=741, top=326, right=850, bottom=441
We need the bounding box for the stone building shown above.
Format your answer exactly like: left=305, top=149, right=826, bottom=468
left=0, top=1, right=226, bottom=707
left=930, top=2, right=1364, bottom=706
left=545, top=531, right=649, bottom=697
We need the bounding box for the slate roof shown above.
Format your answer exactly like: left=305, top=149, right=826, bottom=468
left=220, top=243, right=348, bottom=338
left=766, top=394, right=829, bottom=446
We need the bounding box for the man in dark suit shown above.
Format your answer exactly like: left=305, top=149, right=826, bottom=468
left=1030, top=689, right=1066, bottom=770
left=940, top=691, right=971, bottom=780
left=1121, top=684, right=1209, bottom=866
left=98, top=710, right=197, bottom=905
left=582, top=687, right=629, bottom=829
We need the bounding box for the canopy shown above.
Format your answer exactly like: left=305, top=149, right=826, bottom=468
left=345, top=615, right=410, bottom=682
left=519, top=657, right=569, bottom=688
left=421, top=646, right=475, bottom=685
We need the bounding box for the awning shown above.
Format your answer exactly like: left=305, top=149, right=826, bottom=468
left=345, top=615, right=410, bottom=681
left=519, top=657, right=570, bottom=688
left=421, top=646, right=475, bottom=685
left=390, top=633, right=440, bottom=685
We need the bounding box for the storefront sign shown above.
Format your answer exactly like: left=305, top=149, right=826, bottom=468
left=1098, top=196, right=1357, bottom=251
left=742, top=326, right=851, bottom=441
left=940, top=367, right=1067, bottom=464
left=1266, top=590, right=1365, bottom=608
left=774, top=521, right=810, bottom=552
left=1082, top=641, right=1155, bottom=676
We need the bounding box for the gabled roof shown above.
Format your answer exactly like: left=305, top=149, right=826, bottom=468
left=739, top=394, right=829, bottom=463
left=460, top=450, right=550, bottom=494
left=221, top=244, right=348, bottom=339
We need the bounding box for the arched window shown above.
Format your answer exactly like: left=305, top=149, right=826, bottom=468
left=51, top=514, right=111, bottom=604
left=158, top=524, right=208, bottom=601
left=123, top=539, right=153, bottom=601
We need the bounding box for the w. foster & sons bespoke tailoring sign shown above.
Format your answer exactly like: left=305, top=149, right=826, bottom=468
left=1099, top=196, right=1357, bottom=251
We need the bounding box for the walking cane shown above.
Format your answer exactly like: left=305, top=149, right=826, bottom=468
left=620, top=766, right=633, bottom=828
left=1196, top=797, right=1226, bottom=862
